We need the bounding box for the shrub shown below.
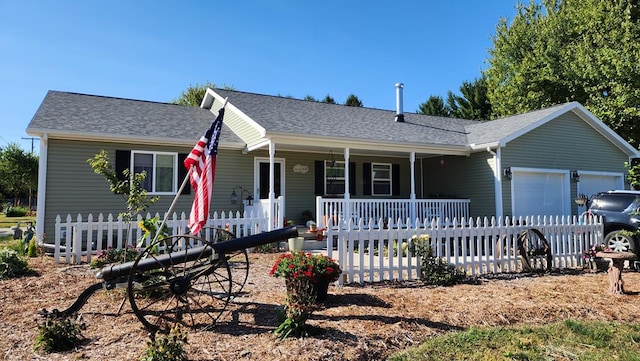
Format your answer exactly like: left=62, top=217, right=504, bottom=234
left=141, top=324, right=188, bottom=361
left=4, top=205, right=29, bottom=217
left=89, top=245, right=141, bottom=269
left=0, top=248, right=32, bottom=279
left=33, top=315, right=85, bottom=353
left=409, top=234, right=466, bottom=287
left=27, top=238, right=38, bottom=257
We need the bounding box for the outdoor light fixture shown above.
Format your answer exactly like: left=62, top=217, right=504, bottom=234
left=571, top=170, right=580, bottom=182
left=574, top=193, right=588, bottom=207
left=230, top=186, right=253, bottom=206
left=503, top=167, right=512, bottom=180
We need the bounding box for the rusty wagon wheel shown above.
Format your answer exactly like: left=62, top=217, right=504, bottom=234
left=202, top=227, right=249, bottom=298
left=127, top=234, right=233, bottom=333
left=517, top=228, right=552, bottom=273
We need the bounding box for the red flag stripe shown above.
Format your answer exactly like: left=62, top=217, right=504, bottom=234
left=184, top=108, right=224, bottom=234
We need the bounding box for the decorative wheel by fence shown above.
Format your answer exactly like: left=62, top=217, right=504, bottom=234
left=517, top=228, right=552, bottom=273
left=127, top=234, right=233, bottom=333
left=204, top=227, right=249, bottom=298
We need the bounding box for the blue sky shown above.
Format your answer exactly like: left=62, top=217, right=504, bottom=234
left=0, top=1, right=521, bottom=153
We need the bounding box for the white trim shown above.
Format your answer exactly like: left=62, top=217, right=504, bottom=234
left=500, top=103, right=639, bottom=156
left=35, top=134, right=48, bottom=239
left=204, top=89, right=266, bottom=137
left=130, top=150, right=179, bottom=195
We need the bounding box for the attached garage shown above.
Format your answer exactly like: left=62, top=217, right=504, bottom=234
left=576, top=171, right=624, bottom=198
left=511, top=168, right=570, bottom=217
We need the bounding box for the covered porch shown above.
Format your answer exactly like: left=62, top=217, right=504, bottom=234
left=315, top=196, right=470, bottom=229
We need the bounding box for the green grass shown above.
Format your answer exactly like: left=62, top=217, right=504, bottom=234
left=0, top=214, right=36, bottom=228
left=388, top=320, right=640, bottom=361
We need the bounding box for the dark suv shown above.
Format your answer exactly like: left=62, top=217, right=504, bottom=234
left=588, top=190, right=640, bottom=255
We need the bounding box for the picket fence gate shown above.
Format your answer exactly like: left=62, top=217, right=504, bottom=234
left=325, top=215, right=603, bottom=285
left=50, top=211, right=268, bottom=264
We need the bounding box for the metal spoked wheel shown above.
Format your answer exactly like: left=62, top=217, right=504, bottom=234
left=203, top=227, right=250, bottom=298
left=604, top=230, right=636, bottom=253
left=517, top=228, right=552, bottom=273
left=127, top=234, right=232, bottom=333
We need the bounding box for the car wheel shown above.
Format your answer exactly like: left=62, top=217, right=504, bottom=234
left=604, top=230, right=636, bottom=253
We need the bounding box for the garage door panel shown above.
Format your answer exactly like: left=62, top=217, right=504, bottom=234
left=512, top=171, right=566, bottom=217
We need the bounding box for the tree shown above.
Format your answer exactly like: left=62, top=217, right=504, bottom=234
left=417, top=96, right=449, bottom=117
left=446, top=76, right=492, bottom=120
left=344, top=94, right=363, bottom=107
left=485, top=0, right=640, bottom=146
left=304, top=95, right=318, bottom=101
left=321, top=95, right=336, bottom=104
left=172, top=82, right=235, bottom=107
left=0, top=143, right=38, bottom=206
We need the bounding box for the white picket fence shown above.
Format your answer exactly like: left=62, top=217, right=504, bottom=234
left=50, top=211, right=268, bottom=264
left=325, top=215, right=603, bottom=285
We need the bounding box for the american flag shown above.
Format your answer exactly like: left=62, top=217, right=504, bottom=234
left=184, top=108, right=224, bottom=235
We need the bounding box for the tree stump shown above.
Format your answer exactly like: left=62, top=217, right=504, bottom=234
left=596, top=251, right=637, bottom=296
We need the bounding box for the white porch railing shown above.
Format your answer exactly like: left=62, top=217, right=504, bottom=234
left=316, top=197, right=470, bottom=229
left=325, top=215, right=603, bottom=285
left=244, top=196, right=284, bottom=230
left=50, top=211, right=269, bottom=264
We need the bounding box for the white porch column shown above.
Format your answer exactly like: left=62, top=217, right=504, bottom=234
left=35, top=134, right=48, bottom=239
left=488, top=147, right=504, bottom=218
left=410, top=152, right=416, bottom=224
left=343, top=148, right=350, bottom=228
left=268, top=142, right=275, bottom=231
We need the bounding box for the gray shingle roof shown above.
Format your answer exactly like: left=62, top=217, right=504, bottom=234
left=27, top=91, right=242, bottom=145
left=214, top=89, right=476, bottom=147
left=465, top=103, right=571, bottom=147
left=28, top=89, right=599, bottom=154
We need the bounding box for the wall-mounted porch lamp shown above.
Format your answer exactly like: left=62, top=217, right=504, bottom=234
left=571, top=170, right=580, bottom=182
left=230, top=186, right=253, bottom=206
left=503, top=167, right=512, bottom=180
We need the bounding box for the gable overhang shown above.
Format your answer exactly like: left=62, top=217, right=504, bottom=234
left=202, top=88, right=266, bottom=137
left=469, top=102, right=640, bottom=157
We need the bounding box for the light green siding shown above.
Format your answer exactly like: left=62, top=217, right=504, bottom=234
left=42, top=139, right=251, bottom=241
left=422, top=152, right=496, bottom=218
left=499, top=113, right=628, bottom=216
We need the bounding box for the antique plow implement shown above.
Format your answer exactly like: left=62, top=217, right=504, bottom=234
left=44, top=226, right=298, bottom=332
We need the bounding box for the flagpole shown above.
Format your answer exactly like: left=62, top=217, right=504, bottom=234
left=149, top=97, right=229, bottom=244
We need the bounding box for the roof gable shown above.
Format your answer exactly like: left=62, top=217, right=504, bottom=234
left=466, top=102, right=639, bottom=157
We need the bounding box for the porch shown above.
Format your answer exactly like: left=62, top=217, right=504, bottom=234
left=315, top=197, right=471, bottom=229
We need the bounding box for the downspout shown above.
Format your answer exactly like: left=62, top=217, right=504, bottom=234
left=487, top=147, right=503, bottom=218
left=36, top=134, right=48, bottom=240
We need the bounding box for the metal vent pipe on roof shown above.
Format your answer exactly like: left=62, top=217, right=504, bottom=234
left=395, top=82, right=404, bottom=122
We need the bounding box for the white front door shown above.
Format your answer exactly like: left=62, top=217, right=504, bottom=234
left=511, top=168, right=570, bottom=217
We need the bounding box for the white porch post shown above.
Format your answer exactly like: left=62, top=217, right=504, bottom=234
left=410, top=152, right=416, bottom=224
left=488, top=147, right=504, bottom=218
left=35, top=134, right=48, bottom=238
left=343, top=148, right=350, bottom=228
left=268, top=141, right=275, bottom=231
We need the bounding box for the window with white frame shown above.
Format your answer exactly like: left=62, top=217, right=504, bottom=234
left=132, top=151, right=178, bottom=194
left=372, top=163, right=392, bottom=196
left=325, top=161, right=345, bottom=195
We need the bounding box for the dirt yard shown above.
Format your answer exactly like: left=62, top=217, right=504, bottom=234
left=1, top=253, right=639, bottom=361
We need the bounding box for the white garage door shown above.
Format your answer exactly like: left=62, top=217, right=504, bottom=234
left=577, top=173, right=623, bottom=198
left=512, top=169, right=569, bottom=217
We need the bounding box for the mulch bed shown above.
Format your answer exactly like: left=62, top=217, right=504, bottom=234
left=1, top=253, right=639, bottom=361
